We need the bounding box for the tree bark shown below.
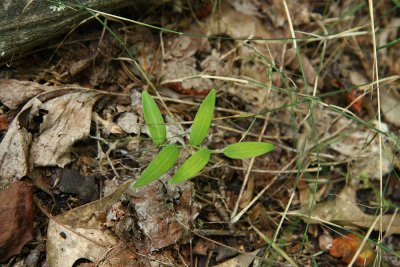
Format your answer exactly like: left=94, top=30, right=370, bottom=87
left=0, top=0, right=169, bottom=63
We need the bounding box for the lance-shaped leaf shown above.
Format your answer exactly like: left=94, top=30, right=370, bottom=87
left=142, top=91, right=166, bottom=145
left=133, top=145, right=179, bottom=188
left=169, top=148, right=211, bottom=185
left=223, top=142, right=274, bottom=159
left=189, top=89, right=216, bottom=146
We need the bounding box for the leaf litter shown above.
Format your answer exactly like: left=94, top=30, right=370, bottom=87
left=0, top=0, right=400, bottom=266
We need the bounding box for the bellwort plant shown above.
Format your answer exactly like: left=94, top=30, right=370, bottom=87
left=133, top=89, right=275, bottom=188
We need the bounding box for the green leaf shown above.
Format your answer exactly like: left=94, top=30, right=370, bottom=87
left=142, top=90, right=166, bottom=145
left=133, top=145, right=179, bottom=188
left=169, top=148, right=211, bottom=185
left=189, top=89, right=216, bottom=146
left=223, top=142, right=274, bottom=159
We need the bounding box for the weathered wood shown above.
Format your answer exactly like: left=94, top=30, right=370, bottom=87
left=0, top=0, right=169, bottom=63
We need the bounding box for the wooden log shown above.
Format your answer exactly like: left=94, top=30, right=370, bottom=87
left=0, top=0, right=169, bottom=63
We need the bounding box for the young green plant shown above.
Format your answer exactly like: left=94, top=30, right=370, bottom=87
left=133, top=89, right=275, bottom=188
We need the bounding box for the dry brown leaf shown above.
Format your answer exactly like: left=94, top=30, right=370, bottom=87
left=121, top=179, right=197, bottom=253
left=46, top=181, right=130, bottom=267
left=329, top=118, right=392, bottom=179
left=0, top=181, right=33, bottom=263
left=213, top=249, right=259, bottom=267
left=0, top=88, right=101, bottom=186
left=30, top=90, right=101, bottom=167
left=162, top=57, right=213, bottom=95
left=116, top=112, right=140, bottom=134
left=208, top=1, right=271, bottom=40
left=165, top=35, right=202, bottom=60
left=193, top=238, right=216, bottom=255
left=0, top=79, right=54, bottom=109
left=0, top=101, right=35, bottom=187
left=297, top=186, right=400, bottom=235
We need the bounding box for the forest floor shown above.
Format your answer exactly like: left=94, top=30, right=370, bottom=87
left=1, top=0, right=400, bottom=266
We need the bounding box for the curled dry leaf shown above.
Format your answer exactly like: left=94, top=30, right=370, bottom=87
left=30, top=90, right=101, bottom=166
left=0, top=88, right=101, bottom=186
left=0, top=100, right=36, bottom=186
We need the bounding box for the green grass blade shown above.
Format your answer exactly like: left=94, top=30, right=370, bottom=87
left=169, top=148, right=211, bottom=184
left=223, top=142, right=274, bottom=159
left=133, top=145, right=179, bottom=188
left=142, top=91, right=166, bottom=145
left=189, top=89, right=216, bottom=146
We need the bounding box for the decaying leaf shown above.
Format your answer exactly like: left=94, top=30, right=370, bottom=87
left=296, top=186, right=400, bottom=235
left=123, top=180, right=198, bottom=253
